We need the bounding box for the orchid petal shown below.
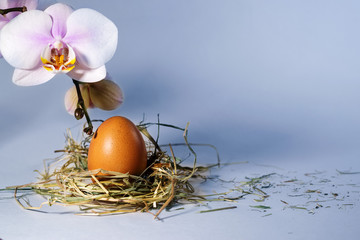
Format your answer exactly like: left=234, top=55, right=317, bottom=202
left=0, top=18, right=9, bottom=29
left=44, top=3, right=73, bottom=39
left=88, top=79, right=123, bottom=111
left=0, top=0, right=38, bottom=58
left=4, top=0, right=38, bottom=9
left=13, top=67, right=55, bottom=86
left=0, top=10, right=53, bottom=69
left=0, top=19, right=8, bottom=58
left=66, top=63, right=106, bottom=83
left=3, top=0, right=38, bottom=19
left=64, top=84, right=91, bottom=114
left=64, top=8, right=118, bottom=68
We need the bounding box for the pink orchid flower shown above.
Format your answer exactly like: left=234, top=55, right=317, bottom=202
left=0, top=3, right=118, bottom=86
left=65, top=78, right=124, bottom=115
left=0, top=0, right=38, bottom=57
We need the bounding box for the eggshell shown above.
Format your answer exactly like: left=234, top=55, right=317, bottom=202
left=87, top=116, right=147, bottom=175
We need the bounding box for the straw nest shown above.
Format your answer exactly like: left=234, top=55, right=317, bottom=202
left=9, top=122, right=218, bottom=218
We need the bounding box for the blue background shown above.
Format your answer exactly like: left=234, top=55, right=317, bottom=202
left=1, top=1, right=360, bottom=239
left=2, top=0, right=360, bottom=164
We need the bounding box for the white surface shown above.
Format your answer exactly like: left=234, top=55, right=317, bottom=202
left=1, top=0, right=360, bottom=239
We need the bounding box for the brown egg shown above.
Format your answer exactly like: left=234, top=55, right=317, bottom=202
left=87, top=116, right=147, bottom=176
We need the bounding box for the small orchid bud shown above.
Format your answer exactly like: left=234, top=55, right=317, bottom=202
left=83, top=126, right=93, bottom=135
left=88, top=79, right=124, bottom=111
left=74, top=107, right=84, bottom=120
left=65, top=83, right=91, bottom=115
left=64, top=78, right=123, bottom=115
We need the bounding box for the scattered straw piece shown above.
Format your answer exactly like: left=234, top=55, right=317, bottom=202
left=198, top=206, right=237, bottom=213
left=250, top=205, right=271, bottom=210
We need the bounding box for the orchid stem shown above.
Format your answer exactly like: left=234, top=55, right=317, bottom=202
left=0, top=6, right=27, bottom=16
left=73, top=79, right=93, bottom=135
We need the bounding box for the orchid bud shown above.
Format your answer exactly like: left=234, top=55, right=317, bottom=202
left=88, top=79, right=123, bottom=111
left=64, top=79, right=123, bottom=115
left=83, top=126, right=93, bottom=135
left=74, top=107, right=84, bottom=120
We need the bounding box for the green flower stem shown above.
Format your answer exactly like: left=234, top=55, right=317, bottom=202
left=73, top=79, right=93, bottom=135
left=0, top=7, right=27, bottom=16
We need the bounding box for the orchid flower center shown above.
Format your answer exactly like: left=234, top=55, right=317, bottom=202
left=41, top=41, right=76, bottom=73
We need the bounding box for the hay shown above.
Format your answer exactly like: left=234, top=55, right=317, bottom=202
left=7, top=122, right=212, bottom=218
